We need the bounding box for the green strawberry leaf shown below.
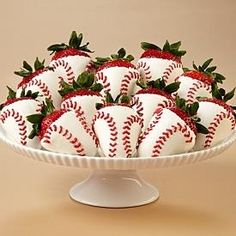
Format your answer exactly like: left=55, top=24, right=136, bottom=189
left=223, top=87, right=235, bottom=102
left=141, top=42, right=161, bottom=50
left=23, top=60, right=33, bottom=72
left=27, top=114, right=44, bottom=124
left=118, top=48, right=126, bottom=58
left=164, top=81, right=180, bottom=94
left=201, top=58, right=213, bottom=70
left=196, top=122, right=209, bottom=134
left=6, top=86, right=16, bottom=99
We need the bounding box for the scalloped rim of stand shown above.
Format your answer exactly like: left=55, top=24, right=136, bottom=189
left=0, top=128, right=235, bottom=170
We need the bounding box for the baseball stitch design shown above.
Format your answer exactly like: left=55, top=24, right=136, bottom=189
left=75, top=110, right=98, bottom=146
left=22, top=79, right=52, bottom=99
left=204, top=111, right=235, bottom=148
left=137, top=61, right=152, bottom=80
left=131, top=96, right=144, bottom=118
left=122, top=115, right=143, bottom=157
left=158, top=99, right=175, bottom=108
left=96, top=71, right=111, bottom=93
left=85, top=61, right=94, bottom=72
left=0, top=109, right=28, bottom=145
left=61, top=99, right=84, bottom=111
left=120, top=70, right=140, bottom=94
left=151, top=122, right=193, bottom=157
left=42, top=124, right=86, bottom=155
left=162, top=62, right=182, bottom=83
left=186, top=80, right=211, bottom=103
left=51, top=59, right=75, bottom=84
left=138, top=109, right=163, bottom=145
left=92, top=111, right=118, bottom=157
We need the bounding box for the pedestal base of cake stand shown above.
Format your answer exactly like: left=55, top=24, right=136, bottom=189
left=69, top=169, right=159, bottom=208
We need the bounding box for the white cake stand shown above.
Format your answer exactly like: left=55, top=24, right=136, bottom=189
left=0, top=128, right=236, bottom=208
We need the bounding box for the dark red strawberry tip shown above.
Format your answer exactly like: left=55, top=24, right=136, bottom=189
left=96, top=59, right=136, bottom=72
left=39, top=109, right=67, bottom=140
left=136, top=87, right=174, bottom=100
left=3, top=97, right=34, bottom=107
left=199, top=98, right=235, bottom=115
left=183, top=70, right=214, bottom=85
left=168, top=107, right=197, bottom=134
left=63, top=89, right=101, bottom=101
left=52, top=48, right=90, bottom=61
left=17, top=68, right=49, bottom=89
left=140, top=49, right=182, bottom=63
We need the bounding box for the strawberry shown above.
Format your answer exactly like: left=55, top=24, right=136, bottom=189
left=27, top=99, right=97, bottom=155
left=138, top=97, right=208, bottom=157
left=94, top=48, right=139, bottom=98
left=132, top=78, right=179, bottom=130
left=48, top=31, right=93, bottom=85
left=92, top=93, right=143, bottom=158
left=137, top=41, right=186, bottom=84
left=176, top=58, right=226, bottom=103
left=15, top=58, right=62, bottom=108
left=194, top=85, right=236, bottom=150
left=59, top=72, right=103, bottom=125
left=0, top=87, right=42, bottom=148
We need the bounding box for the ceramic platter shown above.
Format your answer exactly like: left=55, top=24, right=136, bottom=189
left=1, top=128, right=236, bottom=208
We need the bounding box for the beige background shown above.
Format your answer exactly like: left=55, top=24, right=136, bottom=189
left=0, top=0, right=236, bottom=235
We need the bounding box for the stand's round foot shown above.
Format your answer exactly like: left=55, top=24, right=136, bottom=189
left=69, top=170, right=159, bottom=208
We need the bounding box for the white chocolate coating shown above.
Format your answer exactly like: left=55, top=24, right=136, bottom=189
left=176, top=76, right=212, bottom=104
left=96, top=67, right=139, bottom=98
left=92, top=106, right=142, bottom=158
left=138, top=108, right=196, bottom=157
left=137, top=58, right=183, bottom=84
left=194, top=101, right=235, bottom=150
left=16, top=69, right=62, bottom=108
left=61, top=94, right=102, bottom=126
left=41, top=110, right=97, bottom=155
left=0, top=99, right=42, bottom=148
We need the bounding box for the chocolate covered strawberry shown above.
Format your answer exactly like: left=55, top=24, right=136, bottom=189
left=27, top=99, right=97, bottom=155
left=194, top=86, right=236, bottom=150
left=60, top=72, right=103, bottom=125
left=138, top=97, right=208, bottom=157
left=132, top=78, right=179, bottom=130
left=0, top=87, right=42, bottom=148
left=176, top=58, right=226, bottom=103
left=92, top=94, right=143, bottom=158
left=15, top=58, right=62, bottom=108
left=94, top=48, right=139, bottom=98
left=48, top=31, right=93, bottom=85
left=137, top=41, right=186, bottom=84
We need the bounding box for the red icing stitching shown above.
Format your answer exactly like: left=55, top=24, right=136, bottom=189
left=95, top=71, right=111, bottom=93
left=204, top=111, right=235, bottom=148
left=61, top=99, right=85, bottom=116
left=151, top=122, right=193, bottom=157
left=137, top=61, right=152, bottom=80
left=75, top=110, right=98, bottom=145
left=92, top=111, right=118, bottom=157
left=0, top=108, right=28, bottom=145
left=51, top=59, right=75, bottom=84
left=21, top=78, right=52, bottom=100
left=186, top=80, right=211, bottom=104
left=122, top=115, right=143, bottom=157
left=162, top=62, right=182, bottom=83
left=42, top=124, right=86, bottom=155
left=131, top=96, right=144, bottom=117
left=120, top=70, right=140, bottom=94
left=138, top=108, right=163, bottom=145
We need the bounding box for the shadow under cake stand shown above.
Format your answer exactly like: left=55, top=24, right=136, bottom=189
left=0, top=129, right=235, bottom=208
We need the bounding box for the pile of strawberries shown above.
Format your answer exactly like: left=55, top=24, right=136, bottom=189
left=0, top=31, right=235, bottom=158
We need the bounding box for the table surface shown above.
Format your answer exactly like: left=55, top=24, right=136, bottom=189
left=0, top=0, right=236, bottom=235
